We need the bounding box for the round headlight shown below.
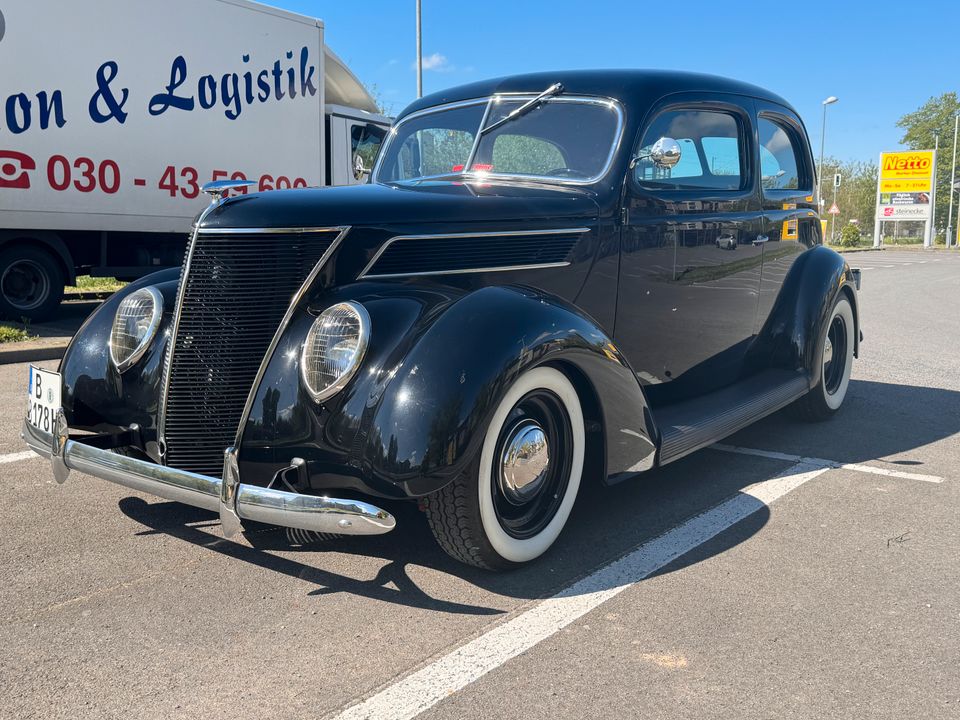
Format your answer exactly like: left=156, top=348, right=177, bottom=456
left=301, top=301, right=370, bottom=402
left=109, top=287, right=163, bottom=372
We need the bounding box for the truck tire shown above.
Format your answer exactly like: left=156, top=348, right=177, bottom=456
left=0, top=245, right=65, bottom=322
left=422, top=366, right=585, bottom=570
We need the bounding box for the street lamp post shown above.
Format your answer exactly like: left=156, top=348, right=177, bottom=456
left=817, top=96, right=839, bottom=216
left=415, top=0, right=422, bottom=99
left=947, top=113, right=959, bottom=249
left=928, top=131, right=939, bottom=248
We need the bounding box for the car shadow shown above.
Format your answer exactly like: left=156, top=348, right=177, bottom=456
left=118, top=453, right=773, bottom=616
left=117, top=379, right=956, bottom=615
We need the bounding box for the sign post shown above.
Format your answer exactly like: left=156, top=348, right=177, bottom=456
left=873, top=150, right=935, bottom=248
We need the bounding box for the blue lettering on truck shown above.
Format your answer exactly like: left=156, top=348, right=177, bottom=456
left=1, top=47, right=319, bottom=134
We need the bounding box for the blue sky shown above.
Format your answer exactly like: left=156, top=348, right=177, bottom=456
left=277, top=0, right=959, bottom=163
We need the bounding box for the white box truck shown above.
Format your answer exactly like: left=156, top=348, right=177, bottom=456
left=0, top=0, right=390, bottom=320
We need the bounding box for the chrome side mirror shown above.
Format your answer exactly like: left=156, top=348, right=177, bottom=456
left=353, top=153, right=371, bottom=182
left=630, top=137, right=683, bottom=170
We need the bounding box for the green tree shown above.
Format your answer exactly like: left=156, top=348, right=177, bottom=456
left=896, top=92, right=960, bottom=237
left=819, top=156, right=878, bottom=240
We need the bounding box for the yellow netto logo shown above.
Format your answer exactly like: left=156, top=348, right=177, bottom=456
left=880, top=151, right=934, bottom=179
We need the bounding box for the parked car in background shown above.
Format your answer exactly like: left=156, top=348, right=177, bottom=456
left=0, top=0, right=389, bottom=321
left=716, top=232, right=738, bottom=250
left=24, top=70, right=860, bottom=570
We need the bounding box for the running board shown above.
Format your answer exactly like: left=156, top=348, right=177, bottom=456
left=656, top=369, right=810, bottom=466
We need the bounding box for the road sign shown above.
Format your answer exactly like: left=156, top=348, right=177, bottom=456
left=828, top=203, right=840, bottom=215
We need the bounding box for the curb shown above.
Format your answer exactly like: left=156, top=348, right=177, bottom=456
left=63, top=290, right=114, bottom=301
left=833, top=246, right=884, bottom=254
left=0, top=341, right=68, bottom=365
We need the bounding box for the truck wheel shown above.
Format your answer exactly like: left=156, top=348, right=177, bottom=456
left=422, top=366, right=585, bottom=570
left=792, top=293, right=855, bottom=421
left=0, top=245, right=65, bottom=322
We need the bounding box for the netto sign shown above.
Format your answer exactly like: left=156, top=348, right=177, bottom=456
left=881, top=152, right=933, bottom=178
left=876, top=150, right=934, bottom=221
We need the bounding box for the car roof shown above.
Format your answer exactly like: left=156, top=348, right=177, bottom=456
left=399, top=69, right=796, bottom=120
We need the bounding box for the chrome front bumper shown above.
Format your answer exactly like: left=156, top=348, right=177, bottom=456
left=22, top=416, right=395, bottom=537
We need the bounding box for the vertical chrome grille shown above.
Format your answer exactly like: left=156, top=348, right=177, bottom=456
left=162, top=228, right=341, bottom=476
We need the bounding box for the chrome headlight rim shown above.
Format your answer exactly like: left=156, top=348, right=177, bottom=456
left=109, top=286, right=163, bottom=373
left=301, top=301, right=371, bottom=403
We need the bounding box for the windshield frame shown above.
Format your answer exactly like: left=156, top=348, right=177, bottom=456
left=372, top=93, right=626, bottom=187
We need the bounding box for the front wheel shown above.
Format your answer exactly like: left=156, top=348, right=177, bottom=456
left=422, top=366, right=585, bottom=570
left=792, top=293, right=855, bottom=421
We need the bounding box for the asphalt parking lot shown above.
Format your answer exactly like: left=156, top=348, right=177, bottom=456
left=1, top=250, right=957, bottom=720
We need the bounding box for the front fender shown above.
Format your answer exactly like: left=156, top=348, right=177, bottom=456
left=59, top=267, right=180, bottom=444
left=355, top=285, right=656, bottom=496
left=752, top=245, right=859, bottom=386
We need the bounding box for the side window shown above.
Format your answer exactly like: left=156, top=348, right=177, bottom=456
left=634, top=109, right=744, bottom=190
left=351, top=123, right=387, bottom=175
left=758, top=117, right=805, bottom=191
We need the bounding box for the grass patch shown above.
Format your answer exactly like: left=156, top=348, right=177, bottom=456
left=65, top=275, right=127, bottom=295
left=0, top=324, right=33, bottom=344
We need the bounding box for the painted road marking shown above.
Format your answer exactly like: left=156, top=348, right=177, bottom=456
left=0, top=450, right=37, bottom=464
left=711, top=443, right=943, bottom=483
left=331, top=461, right=830, bottom=720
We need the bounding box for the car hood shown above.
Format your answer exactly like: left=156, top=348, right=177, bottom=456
left=198, top=180, right=601, bottom=230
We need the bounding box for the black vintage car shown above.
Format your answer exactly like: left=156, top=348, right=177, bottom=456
left=24, top=70, right=860, bottom=570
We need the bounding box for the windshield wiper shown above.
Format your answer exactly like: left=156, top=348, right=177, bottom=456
left=478, top=82, right=564, bottom=137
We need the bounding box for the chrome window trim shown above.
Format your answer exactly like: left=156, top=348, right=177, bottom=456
left=157, top=224, right=349, bottom=465
left=357, top=227, right=589, bottom=280
left=109, top=286, right=164, bottom=373
left=373, top=95, right=625, bottom=187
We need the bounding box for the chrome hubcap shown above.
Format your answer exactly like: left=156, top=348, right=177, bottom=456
left=499, top=421, right=550, bottom=505
left=823, top=336, right=834, bottom=367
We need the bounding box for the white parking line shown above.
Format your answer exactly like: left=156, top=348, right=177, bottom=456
left=0, top=450, right=37, bottom=464
left=711, top=443, right=943, bottom=483
left=331, top=461, right=830, bottom=720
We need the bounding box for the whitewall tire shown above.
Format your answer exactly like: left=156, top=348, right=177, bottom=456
left=423, top=366, right=585, bottom=570
left=794, top=294, right=855, bottom=420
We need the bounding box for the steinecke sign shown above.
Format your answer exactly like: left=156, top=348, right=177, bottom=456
left=876, top=150, right=934, bottom=220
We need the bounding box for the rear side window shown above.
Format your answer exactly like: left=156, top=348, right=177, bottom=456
left=351, top=123, right=387, bottom=175
left=634, top=109, right=744, bottom=190
left=759, top=116, right=807, bottom=191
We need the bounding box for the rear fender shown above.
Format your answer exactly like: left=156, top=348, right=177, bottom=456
left=751, top=245, right=859, bottom=386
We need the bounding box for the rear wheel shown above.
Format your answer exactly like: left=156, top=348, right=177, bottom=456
left=0, top=245, right=65, bottom=322
left=423, top=366, right=585, bottom=570
left=793, top=294, right=855, bottom=421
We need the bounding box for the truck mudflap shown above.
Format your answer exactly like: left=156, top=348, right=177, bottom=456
left=22, top=411, right=395, bottom=537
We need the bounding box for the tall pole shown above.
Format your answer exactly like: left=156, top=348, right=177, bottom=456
left=926, top=132, right=938, bottom=248
left=873, top=153, right=883, bottom=248
left=947, top=113, right=959, bottom=249
left=831, top=175, right=838, bottom=242
left=817, top=96, right=838, bottom=217
left=415, top=0, right=422, bottom=99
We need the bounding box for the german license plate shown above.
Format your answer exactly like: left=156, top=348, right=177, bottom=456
left=26, top=366, right=61, bottom=434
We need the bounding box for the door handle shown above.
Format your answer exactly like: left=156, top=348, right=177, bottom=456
left=753, top=235, right=770, bottom=246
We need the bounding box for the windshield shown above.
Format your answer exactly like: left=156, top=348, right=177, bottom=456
left=374, top=96, right=622, bottom=184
